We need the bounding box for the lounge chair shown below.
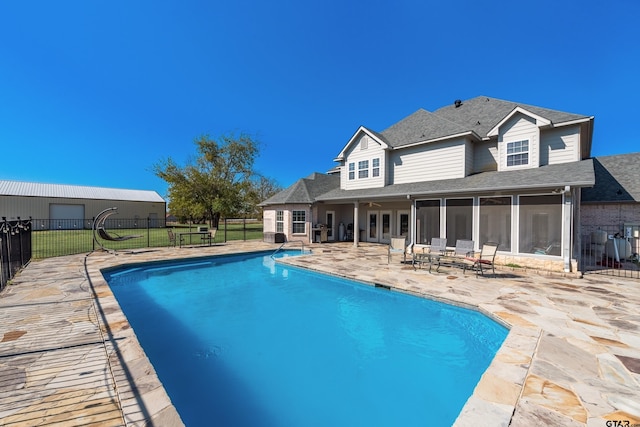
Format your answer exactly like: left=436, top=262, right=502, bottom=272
left=92, top=207, right=142, bottom=252
left=388, top=235, right=408, bottom=264
left=463, top=242, right=499, bottom=276
left=413, top=237, right=447, bottom=272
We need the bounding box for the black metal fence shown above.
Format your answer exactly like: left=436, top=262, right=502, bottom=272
left=1, top=217, right=32, bottom=292
left=27, top=217, right=263, bottom=259
left=581, top=224, right=640, bottom=279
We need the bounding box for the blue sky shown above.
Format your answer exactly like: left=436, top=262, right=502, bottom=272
left=1, top=1, right=638, bottom=198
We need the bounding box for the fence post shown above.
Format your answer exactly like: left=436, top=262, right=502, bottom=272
left=0, top=217, right=7, bottom=290
left=17, top=217, right=23, bottom=266
left=243, top=217, right=246, bottom=241
left=224, top=218, right=227, bottom=243
left=147, top=217, right=151, bottom=248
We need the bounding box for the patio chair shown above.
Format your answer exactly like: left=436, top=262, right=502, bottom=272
left=167, top=229, right=183, bottom=247
left=439, top=239, right=475, bottom=269
left=463, top=242, right=499, bottom=276
left=201, top=228, right=217, bottom=246
left=388, top=235, right=408, bottom=264
left=413, top=237, right=447, bottom=271
left=451, top=239, right=475, bottom=258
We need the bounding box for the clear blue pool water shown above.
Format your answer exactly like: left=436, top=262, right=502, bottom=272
left=103, top=251, right=508, bottom=427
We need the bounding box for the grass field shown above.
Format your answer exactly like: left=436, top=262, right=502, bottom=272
left=31, top=222, right=264, bottom=259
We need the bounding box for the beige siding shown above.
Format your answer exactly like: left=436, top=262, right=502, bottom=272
left=540, top=125, right=580, bottom=165
left=473, top=140, right=498, bottom=173
left=464, top=140, right=473, bottom=176
left=0, top=195, right=165, bottom=228
left=263, top=209, right=276, bottom=233
left=342, top=135, right=386, bottom=190
left=390, top=138, right=466, bottom=184
left=498, top=114, right=539, bottom=171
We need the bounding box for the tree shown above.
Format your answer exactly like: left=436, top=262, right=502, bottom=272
left=246, top=175, right=283, bottom=219
left=154, top=133, right=267, bottom=227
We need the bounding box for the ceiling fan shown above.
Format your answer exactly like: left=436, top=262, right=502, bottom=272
left=363, top=201, right=382, bottom=207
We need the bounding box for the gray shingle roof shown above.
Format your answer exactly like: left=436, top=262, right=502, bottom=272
left=380, top=109, right=471, bottom=148
left=316, top=159, right=594, bottom=201
left=349, top=96, right=591, bottom=153
left=581, top=153, right=640, bottom=203
left=259, top=173, right=340, bottom=206
left=0, top=180, right=165, bottom=203
left=432, top=96, right=591, bottom=139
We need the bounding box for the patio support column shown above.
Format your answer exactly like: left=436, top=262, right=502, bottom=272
left=353, top=200, right=359, bottom=247
left=410, top=197, right=416, bottom=247
left=563, top=187, right=572, bottom=272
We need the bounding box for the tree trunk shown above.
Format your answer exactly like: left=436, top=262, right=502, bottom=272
left=210, top=211, right=221, bottom=229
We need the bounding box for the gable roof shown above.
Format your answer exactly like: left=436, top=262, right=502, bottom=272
left=432, top=96, right=591, bottom=139
left=581, top=153, right=640, bottom=203
left=379, top=109, right=474, bottom=148
left=334, top=126, right=390, bottom=161
left=259, top=173, right=340, bottom=206
left=0, top=180, right=165, bottom=203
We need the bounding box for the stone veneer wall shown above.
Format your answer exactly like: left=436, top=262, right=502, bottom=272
left=495, top=254, right=575, bottom=275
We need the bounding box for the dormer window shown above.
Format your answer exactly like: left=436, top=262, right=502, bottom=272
left=507, top=140, right=529, bottom=166
left=358, top=160, right=369, bottom=178
left=372, top=158, right=380, bottom=177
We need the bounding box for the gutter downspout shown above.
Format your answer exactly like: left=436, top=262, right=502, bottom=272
left=353, top=200, right=359, bottom=247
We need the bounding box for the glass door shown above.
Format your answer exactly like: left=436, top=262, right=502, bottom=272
left=326, top=211, right=335, bottom=241
left=381, top=211, right=391, bottom=243
left=397, top=210, right=409, bottom=237
left=367, top=211, right=378, bottom=242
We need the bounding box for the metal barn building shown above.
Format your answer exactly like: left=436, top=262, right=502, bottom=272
left=0, top=180, right=166, bottom=230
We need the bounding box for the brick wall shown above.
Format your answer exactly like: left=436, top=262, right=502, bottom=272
left=582, top=203, right=640, bottom=233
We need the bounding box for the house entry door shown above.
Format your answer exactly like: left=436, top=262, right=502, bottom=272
left=326, top=211, right=335, bottom=241
left=367, top=211, right=392, bottom=243
left=397, top=210, right=409, bottom=238
left=367, top=211, right=378, bottom=242
left=381, top=211, right=391, bottom=243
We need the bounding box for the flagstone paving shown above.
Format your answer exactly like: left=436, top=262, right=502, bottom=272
left=1, top=241, right=639, bottom=426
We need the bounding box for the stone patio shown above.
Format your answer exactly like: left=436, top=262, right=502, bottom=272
left=1, top=241, right=639, bottom=426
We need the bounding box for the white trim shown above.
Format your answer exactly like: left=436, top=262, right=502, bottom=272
left=397, top=131, right=480, bottom=150
left=334, top=126, right=389, bottom=161
left=550, top=117, right=594, bottom=128
left=487, top=107, right=552, bottom=137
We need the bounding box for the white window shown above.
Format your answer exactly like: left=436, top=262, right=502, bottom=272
left=276, top=210, right=284, bottom=233
left=507, top=140, right=529, bottom=166
left=358, top=160, right=369, bottom=178
left=372, top=158, right=380, bottom=177
left=292, top=210, right=306, bottom=234
left=348, top=163, right=355, bottom=180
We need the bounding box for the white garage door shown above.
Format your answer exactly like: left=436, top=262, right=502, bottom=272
left=49, top=204, right=85, bottom=229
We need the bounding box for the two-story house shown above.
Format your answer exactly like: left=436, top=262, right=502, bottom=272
left=261, top=96, right=595, bottom=273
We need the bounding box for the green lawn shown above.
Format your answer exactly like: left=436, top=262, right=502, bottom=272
left=31, top=222, right=264, bottom=259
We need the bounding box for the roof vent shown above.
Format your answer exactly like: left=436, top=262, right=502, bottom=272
left=454, top=99, right=462, bottom=108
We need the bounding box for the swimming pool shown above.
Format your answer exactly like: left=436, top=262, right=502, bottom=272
left=104, top=251, right=507, bottom=426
